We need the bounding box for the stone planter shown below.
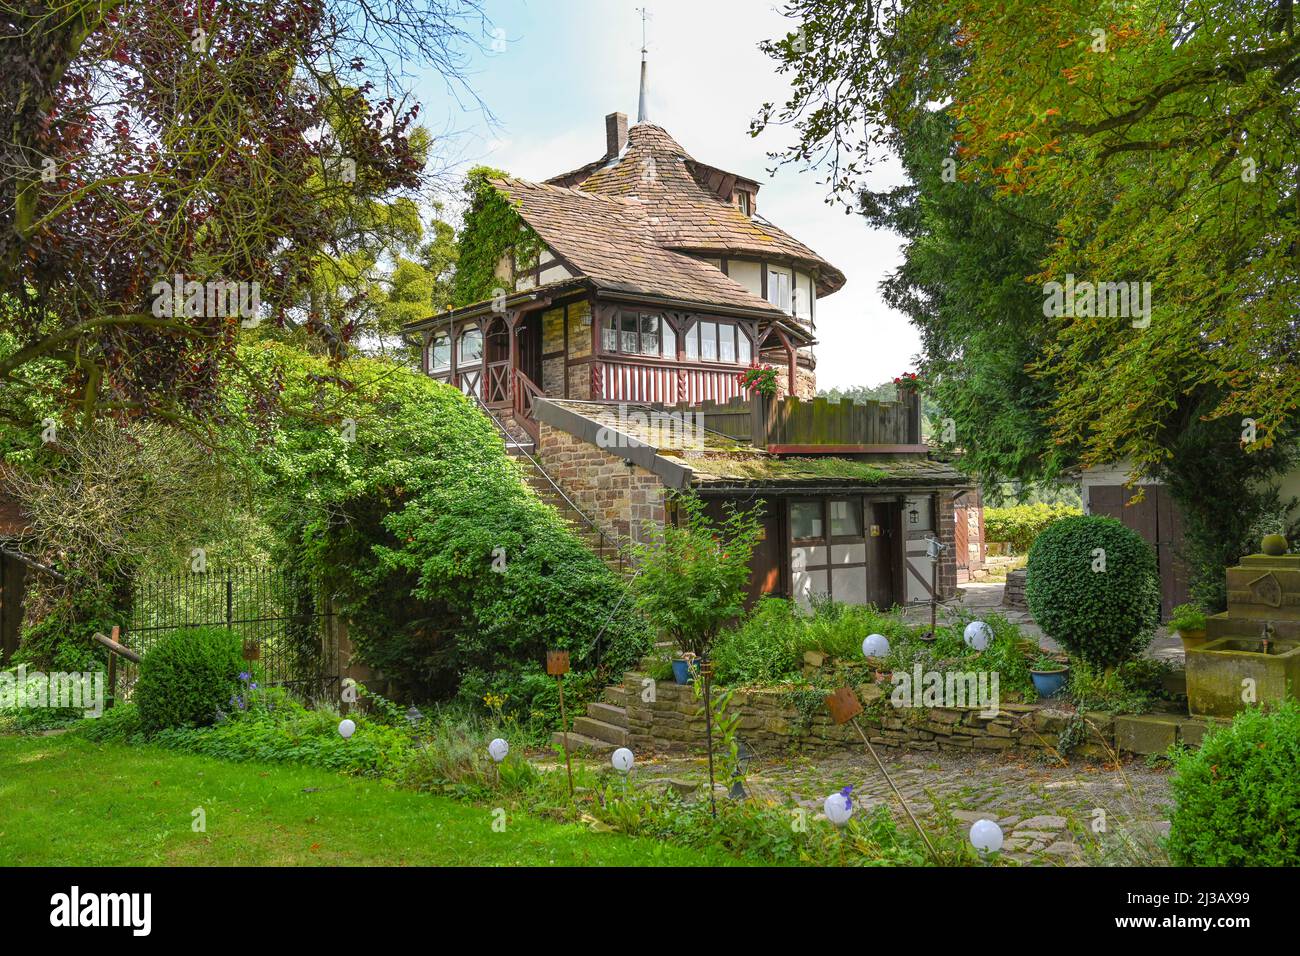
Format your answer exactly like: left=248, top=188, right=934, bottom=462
left=1186, top=637, right=1300, bottom=719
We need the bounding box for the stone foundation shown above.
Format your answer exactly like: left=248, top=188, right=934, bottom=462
left=535, top=421, right=666, bottom=544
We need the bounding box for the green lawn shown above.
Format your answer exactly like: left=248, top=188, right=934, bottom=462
left=0, top=733, right=745, bottom=866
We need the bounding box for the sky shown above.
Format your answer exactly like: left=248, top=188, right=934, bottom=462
left=412, top=0, right=918, bottom=390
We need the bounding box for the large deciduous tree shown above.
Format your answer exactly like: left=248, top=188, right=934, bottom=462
left=755, top=0, right=1300, bottom=604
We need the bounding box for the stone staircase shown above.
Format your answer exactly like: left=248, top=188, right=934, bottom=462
left=551, top=682, right=629, bottom=753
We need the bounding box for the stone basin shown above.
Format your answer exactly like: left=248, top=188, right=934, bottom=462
left=1185, top=636, right=1300, bottom=719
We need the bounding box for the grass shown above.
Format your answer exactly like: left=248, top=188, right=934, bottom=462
left=0, top=733, right=750, bottom=867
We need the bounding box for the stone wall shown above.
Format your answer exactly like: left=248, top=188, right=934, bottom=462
left=623, top=676, right=1216, bottom=759
left=936, top=499, right=959, bottom=601
left=535, top=421, right=666, bottom=544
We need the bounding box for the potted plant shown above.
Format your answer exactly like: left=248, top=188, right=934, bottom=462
left=1168, top=602, right=1208, bottom=651
left=630, top=492, right=764, bottom=685
left=1029, top=652, right=1070, bottom=699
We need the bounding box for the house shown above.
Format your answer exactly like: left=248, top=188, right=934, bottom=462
left=404, top=86, right=979, bottom=610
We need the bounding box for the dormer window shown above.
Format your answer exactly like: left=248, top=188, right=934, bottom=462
left=736, top=191, right=752, bottom=217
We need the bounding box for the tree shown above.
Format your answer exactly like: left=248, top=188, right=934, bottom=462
left=0, top=0, right=486, bottom=431
left=629, top=494, right=763, bottom=658
left=755, top=0, right=1299, bottom=475
left=755, top=0, right=1300, bottom=603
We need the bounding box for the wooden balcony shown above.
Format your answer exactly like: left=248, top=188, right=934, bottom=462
left=665, top=390, right=925, bottom=454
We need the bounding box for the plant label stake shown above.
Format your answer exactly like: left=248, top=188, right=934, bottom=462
left=825, top=687, right=940, bottom=864
left=547, top=650, right=574, bottom=797
left=700, top=659, right=717, bottom=818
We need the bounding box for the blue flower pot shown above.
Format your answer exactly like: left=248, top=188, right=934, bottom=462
left=1031, top=669, right=1069, bottom=699
left=671, top=658, right=700, bottom=684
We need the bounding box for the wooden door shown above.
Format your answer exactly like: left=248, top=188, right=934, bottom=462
left=1088, top=484, right=1190, bottom=620
left=867, top=501, right=897, bottom=608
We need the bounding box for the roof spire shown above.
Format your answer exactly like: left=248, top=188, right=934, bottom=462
left=636, top=7, right=650, bottom=123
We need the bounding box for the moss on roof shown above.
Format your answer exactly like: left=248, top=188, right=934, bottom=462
left=665, top=452, right=968, bottom=486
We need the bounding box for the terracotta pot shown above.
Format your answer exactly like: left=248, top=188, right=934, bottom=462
left=1177, top=628, right=1207, bottom=651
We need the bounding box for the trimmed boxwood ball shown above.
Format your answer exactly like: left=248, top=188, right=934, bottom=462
left=135, top=627, right=244, bottom=735
left=1167, top=700, right=1300, bottom=865
left=1024, top=514, right=1159, bottom=669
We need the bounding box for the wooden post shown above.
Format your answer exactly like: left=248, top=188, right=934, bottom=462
left=547, top=650, right=574, bottom=798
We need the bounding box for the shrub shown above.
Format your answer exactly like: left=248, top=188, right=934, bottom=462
left=134, top=627, right=243, bottom=734
left=1167, top=701, right=1300, bottom=866
left=1025, top=515, right=1159, bottom=669
left=629, top=492, right=763, bottom=657
left=710, top=598, right=803, bottom=685
left=983, top=502, right=1081, bottom=554
left=238, top=342, right=651, bottom=721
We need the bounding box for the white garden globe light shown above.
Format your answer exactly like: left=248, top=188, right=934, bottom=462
left=488, top=738, right=509, bottom=763
left=611, top=747, right=635, bottom=773
left=862, top=633, right=891, bottom=658
left=970, top=819, right=1003, bottom=853
left=964, top=620, right=993, bottom=652
left=338, top=718, right=356, bottom=739
left=823, top=792, right=853, bottom=827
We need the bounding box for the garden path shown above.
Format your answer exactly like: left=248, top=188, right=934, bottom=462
left=908, top=581, right=1184, bottom=665
left=613, top=747, right=1173, bottom=866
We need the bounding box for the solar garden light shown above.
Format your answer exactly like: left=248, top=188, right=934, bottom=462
left=547, top=649, right=575, bottom=798
left=338, top=718, right=356, bottom=740
left=824, top=687, right=940, bottom=863
left=862, top=633, right=890, bottom=659
left=611, top=746, right=634, bottom=798
left=969, top=819, right=1004, bottom=855
left=964, top=620, right=993, bottom=652
left=488, top=737, right=509, bottom=787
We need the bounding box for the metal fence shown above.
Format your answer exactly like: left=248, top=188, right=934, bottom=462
left=123, top=567, right=337, bottom=696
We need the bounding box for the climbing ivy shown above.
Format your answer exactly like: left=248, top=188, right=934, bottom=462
left=451, top=166, right=543, bottom=308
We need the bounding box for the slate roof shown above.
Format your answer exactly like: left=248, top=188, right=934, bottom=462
left=546, top=124, right=845, bottom=296
left=493, top=177, right=786, bottom=316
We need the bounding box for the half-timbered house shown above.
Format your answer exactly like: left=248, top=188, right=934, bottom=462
left=405, top=100, right=980, bottom=609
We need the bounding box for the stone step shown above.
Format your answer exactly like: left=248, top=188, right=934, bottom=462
left=571, top=716, right=629, bottom=746
left=603, top=685, right=627, bottom=707
left=551, top=730, right=616, bottom=753
left=587, top=701, right=629, bottom=729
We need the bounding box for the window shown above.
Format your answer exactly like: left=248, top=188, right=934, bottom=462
left=602, top=311, right=676, bottom=357
left=681, top=321, right=753, bottom=364
left=830, top=499, right=863, bottom=538
left=458, top=328, right=483, bottom=364
left=791, top=501, right=824, bottom=541
left=767, top=268, right=792, bottom=313
left=699, top=321, right=718, bottom=361
left=737, top=191, right=751, bottom=217
left=427, top=333, right=451, bottom=373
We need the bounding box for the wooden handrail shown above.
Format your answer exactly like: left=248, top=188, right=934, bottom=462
left=511, top=368, right=544, bottom=443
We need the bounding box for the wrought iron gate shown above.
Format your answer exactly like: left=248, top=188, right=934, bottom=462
left=124, top=567, right=337, bottom=695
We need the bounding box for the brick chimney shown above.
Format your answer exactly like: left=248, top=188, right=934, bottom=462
left=605, top=112, right=628, bottom=159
